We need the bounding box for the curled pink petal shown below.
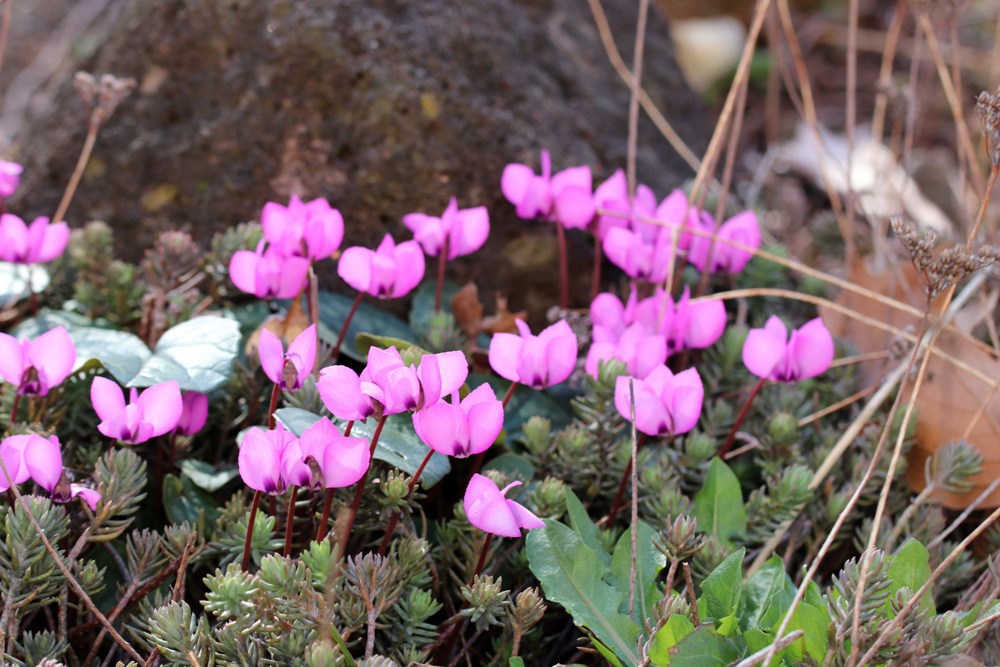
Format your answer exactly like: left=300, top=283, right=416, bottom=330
left=463, top=474, right=522, bottom=538
left=257, top=327, right=285, bottom=386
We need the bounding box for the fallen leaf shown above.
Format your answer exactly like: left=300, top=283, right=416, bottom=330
left=821, top=258, right=1000, bottom=509
left=480, top=293, right=527, bottom=335
left=452, top=283, right=484, bottom=338
left=244, top=298, right=310, bottom=364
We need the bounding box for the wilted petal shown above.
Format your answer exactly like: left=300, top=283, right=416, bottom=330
left=463, top=474, right=521, bottom=538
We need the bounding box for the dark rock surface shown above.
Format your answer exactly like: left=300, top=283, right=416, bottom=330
left=12, top=0, right=708, bottom=317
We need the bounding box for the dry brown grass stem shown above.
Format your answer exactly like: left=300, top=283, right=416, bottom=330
left=916, top=9, right=986, bottom=195
left=859, top=501, right=1000, bottom=663
left=848, top=316, right=942, bottom=666
left=797, top=384, right=878, bottom=428
left=585, top=0, right=704, bottom=176
left=733, top=630, right=804, bottom=667
left=927, top=475, right=1000, bottom=550
left=829, top=350, right=891, bottom=368
left=0, top=457, right=144, bottom=663
left=871, top=1, right=907, bottom=145
left=775, top=0, right=853, bottom=261
left=845, top=0, right=860, bottom=273
left=625, top=0, right=649, bottom=199
left=688, top=0, right=771, bottom=208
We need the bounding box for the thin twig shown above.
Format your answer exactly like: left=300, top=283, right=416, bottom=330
left=927, top=476, right=1000, bottom=549
left=733, top=630, right=804, bottom=667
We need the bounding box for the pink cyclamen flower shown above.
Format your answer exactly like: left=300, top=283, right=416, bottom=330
left=687, top=210, right=761, bottom=275
left=318, top=346, right=468, bottom=420
left=0, top=214, right=69, bottom=264
left=229, top=239, right=310, bottom=299
left=258, top=324, right=316, bottom=392
left=614, top=366, right=704, bottom=436
left=489, top=319, right=578, bottom=389
left=338, top=234, right=426, bottom=299
left=0, top=161, right=23, bottom=198
left=297, top=417, right=371, bottom=488
left=602, top=224, right=677, bottom=283
left=586, top=323, right=667, bottom=380
left=501, top=150, right=595, bottom=229
left=464, top=474, right=545, bottom=538
left=743, top=316, right=834, bottom=383
left=261, top=195, right=344, bottom=262
left=0, top=326, right=76, bottom=396
left=413, top=384, right=504, bottom=458
left=91, top=378, right=183, bottom=444
left=634, top=286, right=727, bottom=356
left=237, top=424, right=308, bottom=494
left=591, top=169, right=658, bottom=239
left=0, top=434, right=100, bottom=509
left=176, top=391, right=209, bottom=436
left=403, top=197, right=490, bottom=259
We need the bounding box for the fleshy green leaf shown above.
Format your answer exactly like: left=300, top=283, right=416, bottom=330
left=526, top=520, right=641, bottom=666
left=665, top=625, right=741, bottom=666
left=886, top=538, right=935, bottom=616
left=469, top=372, right=573, bottom=440
left=410, top=279, right=461, bottom=336
left=610, top=521, right=665, bottom=624
left=178, top=459, right=239, bottom=492
left=315, top=291, right=417, bottom=362
left=648, top=615, right=695, bottom=665
left=162, top=474, right=217, bottom=531
left=483, top=452, right=535, bottom=483
left=698, top=548, right=745, bottom=623
left=564, top=487, right=611, bottom=567
left=692, top=458, right=747, bottom=546
left=273, top=408, right=451, bottom=487
left=740, top=556, right=796, bottom=631
left=0, top=261, right=48, bottom=304
left=128, top=316, right=241, bottom=392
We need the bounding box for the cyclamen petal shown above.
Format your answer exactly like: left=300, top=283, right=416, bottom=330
left=501, top=151, right=594, bottom=229
left=0, top=214, right=68, bottom=264
left=259, top=324, right=316, bottom=391
left=177, top=391, right=209, bottom=435
left=0, top=160, right=23, bottom=198
left=228, top=242, right=310, bottom=299
left=404, top=198, right=490, bottom=259
left=92, top=379, right=182, bottom=444
left=338, top=235, right=425, bottom=299
left=615, top=365, right=704, bottom=436
left=0, top=435, right=34, bottom=491
left=238, top=427, right=286, bottom=494
left=489, top=319, right=577, bottom=389
left=464, top=475, right=543, bottom=538
left=23, top=435, right=62, bottom=492
left=0, top=326, right=76, bottom=397
left=317, top=366, right=374, bottom=421
left=742, top=316, right=834, bottom=383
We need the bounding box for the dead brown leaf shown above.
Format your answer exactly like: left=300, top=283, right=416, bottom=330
left=244, top=298, right=310, bottom=364
left=821, top=258, right=1000, bottom=509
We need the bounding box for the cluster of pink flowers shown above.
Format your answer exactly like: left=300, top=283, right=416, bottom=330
left=0, top=160, right=70, bottom=267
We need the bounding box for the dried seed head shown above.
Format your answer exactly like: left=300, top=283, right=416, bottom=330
left=977, top=87, right=1000, bottom=167
left=73, top=71, right=136, bottom=129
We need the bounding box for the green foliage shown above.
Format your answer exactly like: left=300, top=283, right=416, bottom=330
left=692, top=458, right=747, bottom=547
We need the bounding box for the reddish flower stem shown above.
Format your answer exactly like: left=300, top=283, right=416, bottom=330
left=470, top=532, right=494, bottom=586
left=591, top=233, right=602, bottom=300
left=435, top=236, right=450, bottom=312
left=315, top=420, right=353, bottom=542
left=377, top=447, right=435, bottom=555
left=335, top=415, right=387, bottom=558
left=331, top=292, right=364, bottom=363
left=556, top=223, right=569, bottom=309
left=266, top=383, right=280, bottom=430
left=283, top=486, right=298, bottom=557
left=501, top=381, right=518, bottom=409
left=9, top=392, right=19, bottom=426
left=719, top=377, right=767, bottom=457
left=241, top=490, right=263, bottom=572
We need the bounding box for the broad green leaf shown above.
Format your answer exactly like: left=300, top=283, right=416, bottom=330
left=128, top=316, right=241, bottom=392
left=717, top=613, right=739, bottom=636
left=315, top=291, right=417, bottom=362
left=589, top=634, right=625, bottom=667
left=410, top=279, right=461, bottom=336
left=69, top=327, right=151, bottom=382
left=273, top=408, right=451, bottom=487
left=698, top=548, right=745, bottom=624
left=787, top=597, right=829, bottom=662
left=0, top=261, right=48, bottom=304
left=648, top=615, right=695, bottom=665
left=178, top=459, right=239, bottom=492
left=610, top=521, right=666, bottom=623
left=665, top=625, right=741, bottom=666
left=527, top=520, right=641, bottom=666
left=483, top=453, right=535, bottom=484
left=741, top=556, right=796, bottom=631
left=742, top=628, right=771, bottom=656
left=508, top=658, right=525, bottom=667
left=355, top=333, right=427, bottom=361
left=564, top=487, right=611, bottom=567
left=692, top=458, right=747, bottom=546
left=886, top=538, right=935, bottom=616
